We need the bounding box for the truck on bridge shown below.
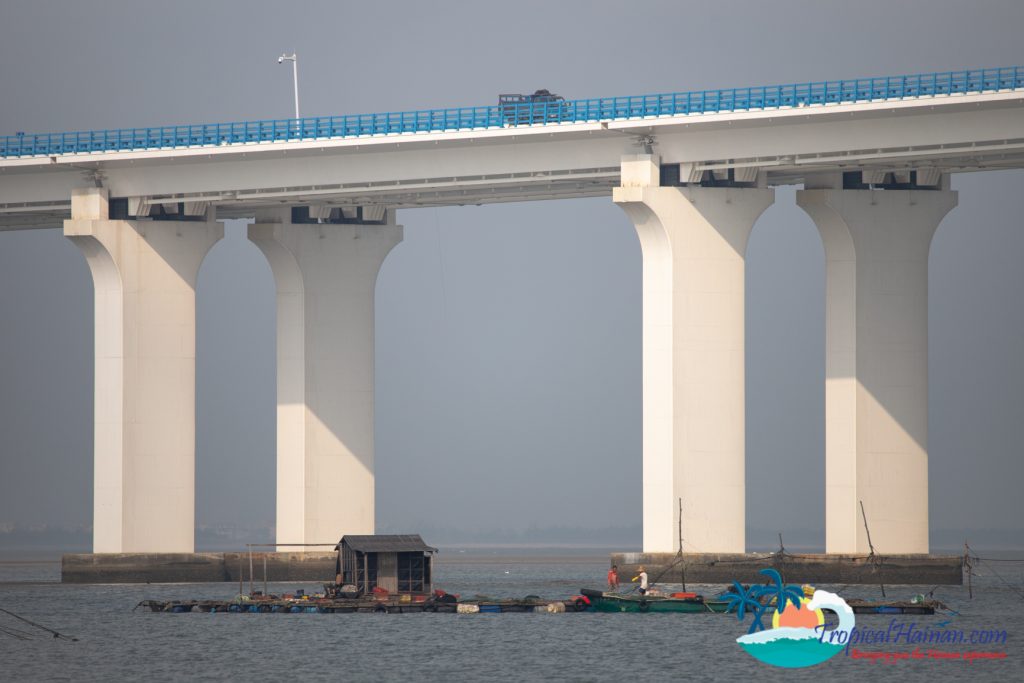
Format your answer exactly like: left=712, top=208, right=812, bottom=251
left=498, top=89, right=566, bottom=124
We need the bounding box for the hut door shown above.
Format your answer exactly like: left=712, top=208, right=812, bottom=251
left=378, top=552, right=398, bottom=593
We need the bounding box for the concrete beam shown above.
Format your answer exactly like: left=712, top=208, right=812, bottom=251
left=862, top=170, right=888, bottom=185
left=915, top=168, right=942, bottom=187
left=679, top=163, right=705, bottom=184
left=614, top=155, right=774, bottom=553
left=248, top=215, right=402, bottom=547
left=733, top=167, right=759, bottom=184
left=127, top=196, right=151, bottom=218
left=308, top=204, right=332, bottom=221
left=64, top=188, right=222, bottom=552
left=797, top=188, right=957, bottom=554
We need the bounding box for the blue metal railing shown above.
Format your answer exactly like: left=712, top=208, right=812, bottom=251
left=2, top=66, right=1021, bottom=159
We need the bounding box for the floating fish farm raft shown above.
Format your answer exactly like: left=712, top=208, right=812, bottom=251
left=123, top=534, right=952, bottom=617
left=137, top=596, right=582, bottom=614
left=136, top=594, right=941, bottom=616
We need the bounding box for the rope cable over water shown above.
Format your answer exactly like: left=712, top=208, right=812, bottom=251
left=0, top=607, right=78, bottom=641
left=0, top=625, right=33, bottom=641
left=970, top=556, right=1024, bottom=601
left=968, top=556, right=1024, bottom=562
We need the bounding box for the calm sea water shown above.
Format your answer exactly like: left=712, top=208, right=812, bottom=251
left=1, top=555, right=1021, bottom=682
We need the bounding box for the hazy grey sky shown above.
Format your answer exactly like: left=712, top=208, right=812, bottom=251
left=0, top=0, right=1022, bottom=548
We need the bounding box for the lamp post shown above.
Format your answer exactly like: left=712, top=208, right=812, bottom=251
left=277, top=53, right=300, bottom=120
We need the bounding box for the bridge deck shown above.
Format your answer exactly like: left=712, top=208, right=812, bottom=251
left=2, top=66, right=1023, bottom=230
left=3, top=66, right=1022, bottom=159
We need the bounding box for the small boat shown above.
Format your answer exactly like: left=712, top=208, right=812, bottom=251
left=579, top=588, right=730, bottom=613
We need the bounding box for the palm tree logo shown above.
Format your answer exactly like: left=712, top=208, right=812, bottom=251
left=727, top=567, right=854, bottom=668
left=720, top=581, right=768, bottom=634
left=753, top=568, right=804, bottom=616
left=722, top=568, right=806, bottom=634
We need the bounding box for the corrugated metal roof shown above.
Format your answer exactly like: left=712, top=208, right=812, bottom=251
left=337, top=534, right=437, bottom=553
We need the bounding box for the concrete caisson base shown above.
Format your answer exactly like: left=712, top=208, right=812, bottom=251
left=61, top=552, right=337, bottom=584
left=611, top=552, right=963, bottom=585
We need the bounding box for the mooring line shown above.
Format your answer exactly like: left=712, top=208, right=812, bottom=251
left=973, top=558, right=1024, bottom=601
left=0, top=607, right=78, bottom=641
left=0, top=624, right=33, bottom=641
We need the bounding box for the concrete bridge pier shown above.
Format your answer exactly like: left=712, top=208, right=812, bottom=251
left=798, top=182, right=957, bottom=554
left=65, top=188, right=222, bottom=553
left=614, top=155, right=774, bottom=553
left=248, top=209, right=402, bottom=547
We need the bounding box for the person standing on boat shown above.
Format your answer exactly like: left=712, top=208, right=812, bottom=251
left=632, top=565, right=649, bottom=595
left=607, top=565, right=620, bottom=591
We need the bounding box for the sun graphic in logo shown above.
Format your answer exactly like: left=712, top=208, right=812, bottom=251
left=722, top=568, right=854, bottom=669
left=771, top=595, right=825, bottom=630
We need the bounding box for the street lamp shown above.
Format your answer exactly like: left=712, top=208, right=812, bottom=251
left=277, top=53, right=300, bottom=120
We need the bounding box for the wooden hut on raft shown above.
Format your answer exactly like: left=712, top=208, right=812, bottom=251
left=335, top=534, right=437, bottom=595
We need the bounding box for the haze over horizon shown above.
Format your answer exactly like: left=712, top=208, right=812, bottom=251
left=1, top=0, right=1022, bottom=554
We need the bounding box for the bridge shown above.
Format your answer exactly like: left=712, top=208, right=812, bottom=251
left=2, top=66, right=1022, bottom=556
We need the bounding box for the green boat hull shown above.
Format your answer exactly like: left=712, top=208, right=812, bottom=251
left=584, top=591, right=731, bottom=614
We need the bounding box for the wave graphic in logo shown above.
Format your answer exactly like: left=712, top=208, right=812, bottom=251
left=736, top=589, right=854, bottom=668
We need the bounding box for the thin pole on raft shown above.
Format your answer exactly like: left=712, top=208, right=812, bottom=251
left=860, top=500, right=885, bottom=598
left=249, top=546, right=254, bottom=596
left=963, top=541, right=973, bottom=600
left=263, top=553, right=268, bottom=596
left=679, top=498, right=686, bottom=592
left=649, top=499, right=687, bottom=592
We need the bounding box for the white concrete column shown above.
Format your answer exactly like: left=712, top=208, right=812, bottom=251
left=64, top=188, right=222, bottom=553
left=614, top=156, right=774, bottom=553
left=248, top=212, right=402, bottom=547
left=797, top=188, right=957, bottom=554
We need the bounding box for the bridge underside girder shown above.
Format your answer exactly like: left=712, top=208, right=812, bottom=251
left=1, top=144, right=1019, bottom=231
left=2, top=90, right=1022, bottom=231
